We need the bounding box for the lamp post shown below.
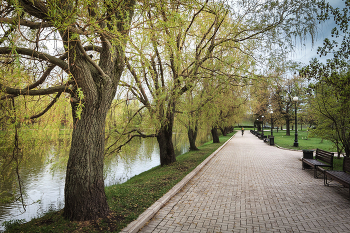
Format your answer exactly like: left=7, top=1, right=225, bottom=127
left=270, top=110, right=274, bottom=145
left=293, top=96, right=299, bottom=147
left=270, top=110, right=273, bottom=136
left=261, top=116, right=264, bottom=138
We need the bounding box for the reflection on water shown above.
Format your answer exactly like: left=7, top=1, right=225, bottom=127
left=0, top=132, right=210, bottom=231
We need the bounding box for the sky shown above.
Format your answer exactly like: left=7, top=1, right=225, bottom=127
left=289, top=0, right=345, bottom=66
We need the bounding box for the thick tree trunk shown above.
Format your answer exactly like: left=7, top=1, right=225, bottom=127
left=219, top=127, right=227, bottom=136
left=188, top=125, right=199, bottom=151
left=63, top=54, right=117, bottom=220
left=286, top=117, right=290, bottom=136
left=64, top=103, right=110, bottom=220
left=157, top=104, right=176, bottom=166
left=211, top=126, right=220, bottom=143
left=344, top=142, right=350, bottom=157
left=157, top=126, right=176, bottom=165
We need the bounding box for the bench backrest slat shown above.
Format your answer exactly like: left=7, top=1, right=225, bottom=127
left=315, top=148, right=334, bottom=166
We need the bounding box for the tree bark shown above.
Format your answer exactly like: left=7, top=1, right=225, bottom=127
left=286, top=116, right=290, bottom=136
left=188, top=125, right=199, bottom=151
left=257, top=122, right=261, bottom=131
left=211, top=126, right=220, bottom=143
left=64, top=101, right=110, bottom=220
left=157, top=102, right=176, bottom=166
left=157, top=125, right=176, bottom=165
left=219, top=127, right=227, bottom=136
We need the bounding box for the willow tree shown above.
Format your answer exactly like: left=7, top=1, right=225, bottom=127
left=0, top=0, right=135, bottom=220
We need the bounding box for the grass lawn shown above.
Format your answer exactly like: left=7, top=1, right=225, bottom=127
left=267, top=130, right=334, bottom=152
left=3, top=132, right=236, bottom=233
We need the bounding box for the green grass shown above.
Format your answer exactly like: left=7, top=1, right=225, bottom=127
left=270, top=130, right=334, bottom=151
left=3, top=132, right=235, bottom=233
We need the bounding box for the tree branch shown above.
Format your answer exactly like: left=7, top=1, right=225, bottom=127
left=18, top=0, right=49, bottom=20
left=76, top=41, right=108, bottom=79
left=1, top=84, right=70, bottom=96
left=29, top=92, right=62, bottom=119
left=0, top=17, right=52, bottom=29
left=0, top=47, right=69, bottom=71
left=106, top=130, right=157, bottom=155
left=179, top=0, right=208, bottom=51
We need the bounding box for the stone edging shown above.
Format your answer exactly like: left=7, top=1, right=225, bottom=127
left=120, top=134, right=236, bottom=233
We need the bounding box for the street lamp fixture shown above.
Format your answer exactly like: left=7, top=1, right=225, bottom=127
left=293, top=96, right=299, bottom=147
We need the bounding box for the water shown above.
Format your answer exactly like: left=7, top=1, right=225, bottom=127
left=0, top=132, right=209, bottom=231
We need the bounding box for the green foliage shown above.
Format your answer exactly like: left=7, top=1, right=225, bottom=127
left=307, top=76, right=350, bottom=156
left=75, top=88, right=85, bottom=120
left=2, top=219, right=25, bottom=231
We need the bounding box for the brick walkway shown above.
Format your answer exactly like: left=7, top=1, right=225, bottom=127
left=132, top=132, right=350, bottom=232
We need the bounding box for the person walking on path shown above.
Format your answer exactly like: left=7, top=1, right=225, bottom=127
left=241, top=127, right=244, bottom=136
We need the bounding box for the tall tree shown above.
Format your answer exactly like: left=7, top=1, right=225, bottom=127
left=0, top=0, right=135, bottom=221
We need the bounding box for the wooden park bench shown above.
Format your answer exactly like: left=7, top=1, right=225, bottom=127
left=324, top=156, right=350, bottom=196
left=302, top=148, right=334, bottom=178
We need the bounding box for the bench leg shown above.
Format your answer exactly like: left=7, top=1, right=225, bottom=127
left=302, top=160, right=312, bottom=170
left=314, top=167, right=318, bottom=178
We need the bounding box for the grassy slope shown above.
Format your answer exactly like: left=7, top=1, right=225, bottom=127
left=3, top=133, right=235, bottom=233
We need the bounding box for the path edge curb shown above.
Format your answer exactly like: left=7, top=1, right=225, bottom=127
left=120, top=133, right=236, bottom=233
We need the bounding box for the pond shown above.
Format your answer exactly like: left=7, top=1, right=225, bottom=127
left=0, top=131, right=211, bottom=231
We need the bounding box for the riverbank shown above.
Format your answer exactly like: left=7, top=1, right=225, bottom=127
left=3, top=132, right=236, bottom=232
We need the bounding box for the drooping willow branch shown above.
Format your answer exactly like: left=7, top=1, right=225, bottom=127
left=11, top=97, right=26, bottom=211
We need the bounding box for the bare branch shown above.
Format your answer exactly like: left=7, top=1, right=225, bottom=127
left=179, top=0, right=208, bottom=51
left=1, top=84, right=70, bottom=96
left=0, top=47, right=69, bottom=71
left=28, top=92, right=62, bottom=119
left=106, top=130, right=156, bottom=155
